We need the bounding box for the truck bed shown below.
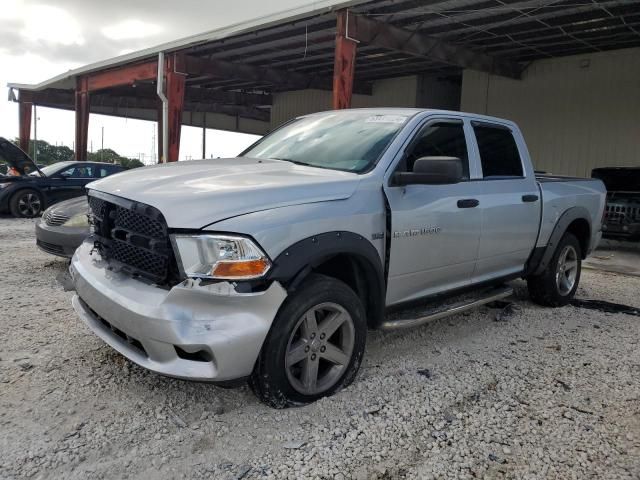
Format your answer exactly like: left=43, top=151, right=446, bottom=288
left=535, top=175, right=606, bottom=253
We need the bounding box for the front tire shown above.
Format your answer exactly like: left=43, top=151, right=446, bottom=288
left=10, top=189, right=44, bottom=218
left=249, top=274, right=366, bottom=408
left=527, top=232, right=582, bottom=307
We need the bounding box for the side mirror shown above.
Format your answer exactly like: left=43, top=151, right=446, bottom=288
left=393, top=156, right=463, bottom=186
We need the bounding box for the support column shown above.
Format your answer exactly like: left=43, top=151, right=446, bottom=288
left=165, top=55, right=186, bottom=162
left=18, top=91, right=33, bottom=153
left=332, top=10, right=357, bottom=110
left=75, top=77, right=90, bottom=160
left=157, top=103, right=164, bottom=163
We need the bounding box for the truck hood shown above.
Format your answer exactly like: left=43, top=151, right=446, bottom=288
left=87, top=157, right=361, bottom=228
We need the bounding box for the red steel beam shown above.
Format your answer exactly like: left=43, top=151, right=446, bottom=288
left=75, top=77, right=90, bottom=160
left=332, top=10, right=357, bottom=110
left=87, top=61, right=158, bottom=91
left=165, top=55, right=186, bottom=162
left=18, top=91, right=33, bottom=153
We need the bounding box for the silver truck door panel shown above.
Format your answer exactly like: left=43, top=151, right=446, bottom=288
left=468, top=122, right=541, bottom=282
left=474, top=179, right=540, bottom=281
left=385, top=184, right=481, bottom=305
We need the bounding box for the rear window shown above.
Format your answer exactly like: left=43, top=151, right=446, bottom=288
left=473, top=125, right=523, bottom=178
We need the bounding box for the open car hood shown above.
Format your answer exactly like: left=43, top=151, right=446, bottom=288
left=0, top=138, right=40, bottom=176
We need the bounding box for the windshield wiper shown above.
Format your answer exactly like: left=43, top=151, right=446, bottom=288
left=269, top=157, right=310, bottom=167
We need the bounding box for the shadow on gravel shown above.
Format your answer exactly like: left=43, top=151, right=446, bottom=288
left=571, top=298, right=640, bottom=316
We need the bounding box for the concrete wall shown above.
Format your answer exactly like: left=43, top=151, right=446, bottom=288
left=461, top=47, right=640, bottom=177
left=271, top=75, right=463, bottom=129
left=270, top=75, right=420, bottom=129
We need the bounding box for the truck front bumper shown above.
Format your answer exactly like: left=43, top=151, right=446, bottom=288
left=70, top=241, right=287, bottom=381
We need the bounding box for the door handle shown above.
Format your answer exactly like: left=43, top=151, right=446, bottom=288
left=522, top=194, right=539, bottom=203
left=457, top=199, right=479, bottom=208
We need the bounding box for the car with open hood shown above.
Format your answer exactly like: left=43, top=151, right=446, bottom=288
left=0, top=138, right=124, bottom=218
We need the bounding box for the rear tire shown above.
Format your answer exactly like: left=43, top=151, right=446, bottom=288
left=10, top=189, right=44, bottom=218
left=527, top=232, right=581, bottom=307
left=249, top=274, right=366, bottom=408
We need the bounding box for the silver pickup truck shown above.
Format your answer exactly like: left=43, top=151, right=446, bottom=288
left=70, top=109, right=606, bottom=408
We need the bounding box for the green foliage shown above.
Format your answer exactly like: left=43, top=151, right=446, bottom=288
left=11, top=138, right=143, bottom=169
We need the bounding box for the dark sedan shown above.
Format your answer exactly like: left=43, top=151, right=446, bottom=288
left=0, top=138, right=124, bottom=217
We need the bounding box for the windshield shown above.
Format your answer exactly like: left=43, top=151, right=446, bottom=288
left=242, top=111, right=409, bottom=173
left=38, top=163, right=66, bottom=177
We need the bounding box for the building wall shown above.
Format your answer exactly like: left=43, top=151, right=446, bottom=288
left=270, top=74, right=463, bottom=129
left=270, top=75, right=419, bottom=129
left=461, top=47, right=640, bottom=177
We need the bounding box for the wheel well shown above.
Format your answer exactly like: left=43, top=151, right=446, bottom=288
left=312, top=254, right=384, bottom=329
left=566, top=218, right=590, bottom=258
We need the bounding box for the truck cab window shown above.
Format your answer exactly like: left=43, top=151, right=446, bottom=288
left=473, top=125, right=523, bottom=178
left=403, top=122, right=469, bottom=179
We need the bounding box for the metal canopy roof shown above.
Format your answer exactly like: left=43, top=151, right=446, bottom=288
left=9, top=0, right=640, bottom=127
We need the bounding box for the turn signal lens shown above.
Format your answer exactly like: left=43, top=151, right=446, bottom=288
left=211, top=258, right=271, bottom=279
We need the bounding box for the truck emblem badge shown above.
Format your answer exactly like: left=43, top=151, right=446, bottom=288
left=393, top=226, right=441, bottom=238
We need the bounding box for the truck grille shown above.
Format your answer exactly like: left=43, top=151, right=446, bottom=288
left=88, top=192, right=175, bottom=284
left=605, top=202, right=640, bottom=225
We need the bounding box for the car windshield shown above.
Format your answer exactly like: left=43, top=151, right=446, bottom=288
left=242, top=111, right=409, bottom=173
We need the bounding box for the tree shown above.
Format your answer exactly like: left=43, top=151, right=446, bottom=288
left=12, top=138, right=74, bottom=165
left=10, top=139, right=143, bottom=169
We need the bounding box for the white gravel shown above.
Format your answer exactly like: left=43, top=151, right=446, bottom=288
left=1, top=216, right=639, bottom=480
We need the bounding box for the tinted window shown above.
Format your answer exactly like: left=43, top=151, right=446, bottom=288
left=404, top=122, right=469, bottom=179
left=473, top=125, right=523, bottom=178
left=60, top=165, right=95, bottom=178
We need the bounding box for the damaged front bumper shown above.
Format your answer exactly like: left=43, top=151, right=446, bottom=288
left=70, top=240, right=287, bottom=381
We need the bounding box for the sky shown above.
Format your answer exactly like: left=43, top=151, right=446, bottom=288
left=0, top=0, right=321, bottom=163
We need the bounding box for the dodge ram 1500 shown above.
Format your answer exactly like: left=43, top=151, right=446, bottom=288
left=69, top=109, right=606, bottom=407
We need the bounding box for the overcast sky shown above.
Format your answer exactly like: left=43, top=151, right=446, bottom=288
left=0, top=0, right=321, bottom=162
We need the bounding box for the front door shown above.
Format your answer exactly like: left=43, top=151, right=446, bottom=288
left=384, top=118, right=482, bottom=306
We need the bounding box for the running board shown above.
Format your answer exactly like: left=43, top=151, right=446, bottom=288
left=380, top=285, right=514, bottom=331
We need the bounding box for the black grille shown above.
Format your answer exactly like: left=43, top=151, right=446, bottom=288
left=88, top=193, right=175, bottom=284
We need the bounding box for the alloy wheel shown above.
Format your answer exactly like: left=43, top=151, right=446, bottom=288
left=285, top=302, right=355, bottom=395
left=556, top=244, right=578, bottom=295
left=18, top=193, right=42, bottom=217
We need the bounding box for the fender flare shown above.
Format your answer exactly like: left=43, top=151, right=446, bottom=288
left=267, top=231, right=386, bottom=327
left=529, top=206, right=592, bottom=276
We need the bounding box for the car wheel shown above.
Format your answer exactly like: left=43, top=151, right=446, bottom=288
left=249, top=274, right=366, bottom=408
left=527, top=232, right=582, bottom=307
left=10, top=189, right=44, bottom=218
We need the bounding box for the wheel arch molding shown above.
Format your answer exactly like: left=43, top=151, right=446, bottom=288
left=267, top=231, right=386, bottom=329
left=529, top=206, right=592, bottom=276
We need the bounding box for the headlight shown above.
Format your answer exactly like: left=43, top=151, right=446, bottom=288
left=62, top=213, right=89, bottom=227
left=171, top=234, right=271, bottom=280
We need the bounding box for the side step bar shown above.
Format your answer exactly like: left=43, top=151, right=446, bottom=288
left=381, top=285, right=513, bottom=331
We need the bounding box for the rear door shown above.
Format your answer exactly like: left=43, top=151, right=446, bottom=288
left=384, top=116, right=483, bottom=306
left=470, top=122, right=541, bottom=281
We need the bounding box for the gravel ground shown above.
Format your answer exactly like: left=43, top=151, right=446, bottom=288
left=1, top=216, right=639, bottom=480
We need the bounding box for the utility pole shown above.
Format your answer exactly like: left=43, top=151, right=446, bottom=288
left=101, top=126, right=104, bottom=162
left=33, top=105, right=38, bottom=163
left=202, top=115, right=207, bottom=159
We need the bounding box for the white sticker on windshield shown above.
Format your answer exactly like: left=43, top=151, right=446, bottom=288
left=365, top=115, right=408, bottom=124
